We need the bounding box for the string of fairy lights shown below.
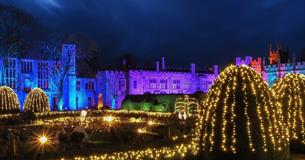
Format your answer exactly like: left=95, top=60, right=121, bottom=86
left=0, top=86, right=20, bottom=112
left=271, top=74, right=305, bottom=144
left=175, top=95, right=199, bottom=119
left=67, top=65, right=290, bottom=160
left=0, top=65, right=304, bottom=159
left=197, top=65, right=288, bottom=154
left=23, top=88, right=50, bottom=112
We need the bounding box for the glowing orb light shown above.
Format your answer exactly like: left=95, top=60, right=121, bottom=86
left=103, top=115, right=114, bottom=123
left=38, top=135, right=48, bottom=145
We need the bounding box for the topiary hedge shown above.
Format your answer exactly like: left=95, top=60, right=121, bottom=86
left=193, top=65, right=289, bottom=160
left=0, top=86, right=20, bottom=113
left=271, top=73, right=305, bottom=152
left=23, top=88, right=50, bottom=112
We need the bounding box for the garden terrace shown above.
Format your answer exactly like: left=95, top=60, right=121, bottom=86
left=0, top=110, right=195, bottom=159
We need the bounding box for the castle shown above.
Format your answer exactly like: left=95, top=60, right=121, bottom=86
left=98, top=57, right=218, bottom=109
left=0, top=44, right=218, bottom=110
left=236, top=44, right=305, bottom=85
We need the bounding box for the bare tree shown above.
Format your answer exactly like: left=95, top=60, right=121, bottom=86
left=41, top=33, right=74, bottom=109
left=0, top=5, right=36, bottom=85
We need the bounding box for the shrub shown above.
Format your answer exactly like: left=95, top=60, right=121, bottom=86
left=193, top=65, right=289, bottom=160
left=0, top=86, right=20, bottom=113
left=23, top=88, right=50, bottom=112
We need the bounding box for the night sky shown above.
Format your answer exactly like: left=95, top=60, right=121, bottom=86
left=0, top=0, right=304, bottom=68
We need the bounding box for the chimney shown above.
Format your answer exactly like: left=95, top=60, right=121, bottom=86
left=156, top=61, right=160, bottom=71
left=213, top=65, right=219, bottom=75
left=122, top=59, right=127, bottom=66
left=190, top=63, right=196, bottom=74
left=161, top=57, right=166, bottom=70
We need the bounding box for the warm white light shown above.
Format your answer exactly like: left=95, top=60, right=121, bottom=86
left=103, top=115, right=114, bottom=122
left=80, top=110, right=87, bottom=117
left=148, top=120, right=158, bottom=126
left=178, top=112, right=182, bottom=120
left=137, top=128, right=146, bottom=134
left=38, top=135, right=48, bottom=145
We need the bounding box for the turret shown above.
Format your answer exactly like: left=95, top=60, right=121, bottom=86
left=156, top=61, right=160, bottom=71
left=250, top=57, right=262, bottom=74
left=161, top=57, right=166, bottom=70
left=269, top=44, right=280, bottom=65
left=236, top=56, right=252, bottom=66
left=190, top=63, right=196, bottom=74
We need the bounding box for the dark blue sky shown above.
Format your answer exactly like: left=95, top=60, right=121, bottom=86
left=0, top=0, right=304, bottom=68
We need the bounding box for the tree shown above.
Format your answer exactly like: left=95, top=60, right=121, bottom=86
left=0, top=5, right=36, bottom=85
left=65, top=33, right=101, bottom=73
left=40, top=33, right=73, bottom=110
left=193, top=65, right=289, bottom=160
left=271, top=74, right=305, bottom=144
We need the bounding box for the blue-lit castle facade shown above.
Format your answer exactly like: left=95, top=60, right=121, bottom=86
left=0, top=44, right=99, bottom=111
left=0, top=44, right=219, bottom=110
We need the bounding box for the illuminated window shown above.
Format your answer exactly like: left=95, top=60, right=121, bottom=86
left=149, top=79, right=157, bottom=89
left=85, top=81, right=94, bottom=91
left=133, top=80, right=137, bottom=89
left=160, top=79, right=167, bottom=89
left=4, top=58, right=17, bottom=89
left=38, top=61, right=49, bottom=90
left=173, top=80, right=180, bottom=89
left=119, top=79, right=125, bottom=91
left=76, top=81, right=80, bottom=91
left=88, top=97, right=92, bottom=107
left=184, top=83, right=190, bottom=89
left=21, top=60, right=33, bottom=73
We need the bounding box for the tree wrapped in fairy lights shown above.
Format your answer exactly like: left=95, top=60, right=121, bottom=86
left=0, top=86, right=20, bottom=113
left=24, top=88, right=50, bottom=112
left=271, top=74, right=305, bottom=144
left=194, top=65, right=289, bottom=160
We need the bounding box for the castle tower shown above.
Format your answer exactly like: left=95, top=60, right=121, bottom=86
left=61, top=44, right=76, bottom=110
left=269, top=44, right=280, bottom=64
left=269, top=43, right=290, bottom=65
left=250, top=57, right=262, bottom=74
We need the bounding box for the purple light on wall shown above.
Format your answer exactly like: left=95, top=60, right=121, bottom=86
left=236, top=56, right=252, bottom=66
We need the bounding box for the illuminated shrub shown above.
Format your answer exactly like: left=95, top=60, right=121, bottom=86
left=69, top=66, right=289, bottom=160
left=151, top=104, right=166, bottom=112
left=0, top=86, right=20, bottom=113
left=175, top=95, right=199, bottom=116
left=121, top=95, right=177, bottom=112
left=140, top=101, right=152, bottom=111
left=24, top=88, right=50, bottom=112
left=271, top=74, right=305, bottom=144
left=194, top=65, right=289, bottom=160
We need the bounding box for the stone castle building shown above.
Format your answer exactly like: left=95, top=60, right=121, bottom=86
left=98, top=57, right=219, bottom=109
left=236, top=44, right=305, bottom=85
left=0, top=44, right=218, bottom=110
left=0, top=44, right=99, bottom=111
